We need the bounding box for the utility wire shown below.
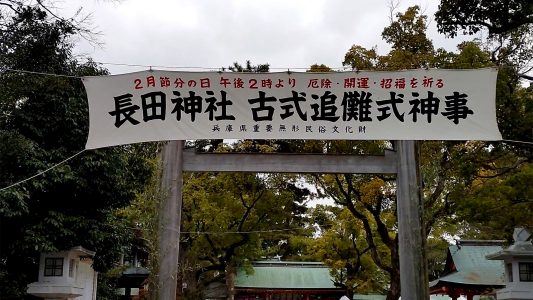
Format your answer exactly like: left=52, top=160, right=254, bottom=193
left=165, top=227, right=306, bottom=235
left=0, top=150, right=86, bottom=192
left=91, top=61, right=521, bottom=71
left=1, top=65, right=512, bottom=77
left=92, top=61, right=336, bottom=71
left=91, top=62, right=224, bottom=71
left=502, top=139, right=533, bottom=146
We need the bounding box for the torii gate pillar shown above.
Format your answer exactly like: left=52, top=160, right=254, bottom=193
left=396, top=140, right=429, bottom=300
left=158, top=140, right=184, bottom=300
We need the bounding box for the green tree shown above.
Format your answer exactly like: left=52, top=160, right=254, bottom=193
left=178, top=138, right=312, bottom=300
left=436, top=0, right=533, bottom=84
left=335, top=8, right=433, bottom=299
left=456, top=163, right=533, bottom=240
left=226, top=60, right=270, bottom=73
left=433, top=0, right=532, bottom=241
left=435, top=0, right=533, bottom=36
left=310, top=164, right=401, bottom=300
left=115, top=153, right=163, bottom=299
left=0, top=4, right=155, bottom=298
left=308, top=64, right=333, bottom=72
left=380, top=6, right=434, bottom=69
left=310, top=205, right=388, bottom=297
left=344, top=6, right=435, bottom=71
left=179, top=168, right=311, bottom=299
left=332, top=5, right=532, bottom=299
left=343, top=46, right=379, bottom=70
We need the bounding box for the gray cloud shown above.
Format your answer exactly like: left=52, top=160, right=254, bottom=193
left=64, top=0, right=470, bottom=74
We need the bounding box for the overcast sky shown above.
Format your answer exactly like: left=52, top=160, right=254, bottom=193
left=62, top=0, right=471, bottom=75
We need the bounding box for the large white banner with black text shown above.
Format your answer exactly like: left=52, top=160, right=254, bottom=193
left=83, top=68, right=501, bottom=149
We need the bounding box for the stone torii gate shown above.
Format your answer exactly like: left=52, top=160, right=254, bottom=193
left=158, top=139, right=429, bottom=300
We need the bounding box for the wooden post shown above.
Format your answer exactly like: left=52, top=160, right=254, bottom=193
left=158, top=140, right=184, bottom=300
left=396, top=140, right=429, bottom=300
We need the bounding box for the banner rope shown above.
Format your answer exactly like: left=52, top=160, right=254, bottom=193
left=0, top=150, right=86, bottom=192
left=3, top=68, right=82, bottom=78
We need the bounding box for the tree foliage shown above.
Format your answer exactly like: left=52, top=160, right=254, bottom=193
left=310, top=162, right=401, bottom=300
left=435, top=0, right=533, bottom=84
left=328, top=4, right=532, bottom=299
left=0, top=3, right=155, bottom=298
left=310, top=205, right=388, bottom=297
left=176, top=139, right=312, bottom=299
left=344, top=6, right=434, bottom=70
left=308, top=64, right=333, bottom=72
left=456, top=163, right=533, bottom=240
left=226, top=60, right=270, bottom=73
left=435, top=0, right=533, bottom=37
left=0, top=0, right=97, bottom=42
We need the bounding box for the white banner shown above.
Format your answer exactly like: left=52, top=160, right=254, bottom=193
left=83, top=68, right=501, bottom=149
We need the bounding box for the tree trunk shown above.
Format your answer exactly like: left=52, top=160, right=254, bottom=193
left=226, top=266, right=236, bottom=300
left=345, top=264, right=357, bottom=298
left=346, top=289, right=354, bottom=299
left=386, top=238, right=401, bottom=300
left=386, top=270, right=401, bottom=300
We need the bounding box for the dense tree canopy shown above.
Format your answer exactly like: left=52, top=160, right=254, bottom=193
left=344, top=6, right=434, bottom=71
left=162, top=141, right=311, bottom=299
left=0, top=3, right=155, bottom=298
left=310, top=204, right=389, bottom=297
left=435, top=0, right=533, bottom=37
left=327, top=4, right=532, bottom=299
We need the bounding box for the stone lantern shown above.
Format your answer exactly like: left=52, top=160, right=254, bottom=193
left=487, top=228, right=533, bottom=300
left=27, top=246, right=97, bottom=300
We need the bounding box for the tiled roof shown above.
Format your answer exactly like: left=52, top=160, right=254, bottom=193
left=431, top=241, right=505, bottom=287
left=235, top=261, right=339, bottom=289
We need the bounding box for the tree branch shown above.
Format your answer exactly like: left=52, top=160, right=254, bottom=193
left=519, top=73, right=533, bottom=81
left=340, top=179, right=392, bottom=273
left=0, top=1, right=16, bottom=11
